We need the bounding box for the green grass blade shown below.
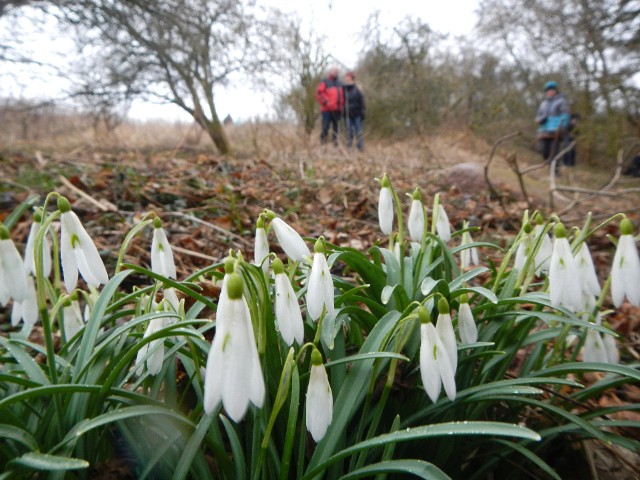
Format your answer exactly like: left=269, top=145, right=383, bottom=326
left=303, top=421, right=540, bottom=480
left=7, top=452, right=88, bottom=471
left=171, top=413, right=214, bottom=480
left=341, top=459, right=452, bottom=480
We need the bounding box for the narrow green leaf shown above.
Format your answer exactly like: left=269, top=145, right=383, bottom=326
left=324, top=351, right=409, bottom=368
left=494, top=440, right=562, bottom=480
left=220, top=415, right=247, bottom=480
left=0, top=425, right=39, bottom=451
left=303, top=421, right=540, bottom=480
left=171, top=414, right=214, bottom=480
left=341, top=459, right=451, bottom=480
left=8, top=452, right=88, bottom=471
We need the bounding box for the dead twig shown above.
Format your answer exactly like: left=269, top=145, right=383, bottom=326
left=484, top=131, right=521, bottom=205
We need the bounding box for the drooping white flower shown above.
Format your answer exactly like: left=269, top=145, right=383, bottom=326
left=23, top=211, right=52, bottom=278
left=575, top=241, right=600, bottom=297
left=548, top=223, right=581, bottom=312
left=63, top=295, right=85, bottom=340
left=378, top=175, right=394, bottom=235
left=457, top=298, right=478, bottom=345
left=435, top=204, right=451, bottom=243
left=0, top=225, right=28, bottom=305
left=602, top=329, right=620, bottom=364
left=514, top=224, right=535, bottom=275
left=583, top=328, right=608, bottom=363
left=269, top=215, right=311, bottom=262
left=306, top=238, right=335, bottom=321
left=151, top=218, right=177, bottom=279
left=204, top=273, right=265, bottom=421
left=306, top=348, right=333, bottom=442
left=58, top=197, right=109, bottom=292
left=460, top=223, right=479, bottom=270
left=254, top=217, right=270, bottom=273
left=419, top=307, right=456, bottom=403
left=135, top=317, right=165, bottom=376
left=533, top=218, right=553, bottom=275
left=11, top=276, right=38, bottom=331
left=407, top=189, right=425, bottom=242
left=611, top=218, right=640, bottom=308
left=273, top=258, right=304, bottom=346
left=436, top=298, right=457, bottom=374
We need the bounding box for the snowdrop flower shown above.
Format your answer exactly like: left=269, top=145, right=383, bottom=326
left=435, top=204, right=451, bottom=243
left=306, top=237, right=335, bottom=321
left=533, top=214, right=553, bottom=275
left=419, top=307, right=456, bottom=403
left=407, top=188, right=425, bottom=243
left=0, top=225, right=28, bottom=305
left=583, top=328, right=608, bottom=363
left=11, top=276, right=38, bottom=331
left=611, top=218, right=640, bottom=307
left=266, top=211, right=311, bottom=262
left=151, top=217, right=177, bottom=279
left=575, top=240, right=600, bottom=298
left=436, top=297, right=457, bottom=374
left=23, top=211, right=52, bottom=278
left=602, top=324, right=620, bottom=364
left=306, top=347, right=333, bottom=442
left=583, top=315, right=620, bottom=364
left=273, top=258, right=304, bottom=345
left=378, top=174, right=394, bottom=235
left=514, top=223, right=535, bottom=275
left=460, top=222, right=479, bottom=270
left=58, top=196, right=109, bottom=292
left=135, top=316, right=166, bottom=376
left=457, top=295, right=478, bottom=345
left=204, top=273, right=265, bottom=421
left=254, top=216, right=270, bottom=273
left=63, top=294, right=85, bottom=340
left=548, top=222, right=581, bottom=312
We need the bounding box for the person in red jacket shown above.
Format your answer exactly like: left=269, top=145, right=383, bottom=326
left=316, top=66, right=344, bottom=146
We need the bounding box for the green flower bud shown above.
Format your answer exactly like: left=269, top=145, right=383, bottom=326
left=311, top=347, right=323, bottom=366
left=226, top=273, right=243, bottom=300
left=153, top=217, right=162, bottom=229
left=272, top=257, right=285, bottom=275
left=437, top=297, right=450, bottom=314
left=57, top=196, right=72, bottom=213
left=620, top=218, right=634, bottom=236
left=0, top=225, right=9, bottom=240
left=554, top=222, right=567, bottom=238
left=418, top=306, right=431, bottom=324
left=523, top=223, right=533, bottom=234
left=314, top=236, right=326, bottom=254
left=411, top=188, right=422, bottom=201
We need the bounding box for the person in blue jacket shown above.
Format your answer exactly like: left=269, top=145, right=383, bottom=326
left=535, top=81, right=571, bottom=162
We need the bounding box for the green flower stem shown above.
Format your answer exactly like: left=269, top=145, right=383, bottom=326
left=115, top=215, right=154, bottom=274
left=312, top=311, right=326, bottom=346
left=34, top=206, right=64, bottom=431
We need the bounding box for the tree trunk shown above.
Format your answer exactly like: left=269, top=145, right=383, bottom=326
left=203, top=117, right=232, bottom=155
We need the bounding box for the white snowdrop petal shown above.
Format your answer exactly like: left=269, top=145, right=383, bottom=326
left=271, top=218, right=310, bottom=262
left=306, top=363, right=333, bottom=442
left=436, top=205, right=451, bottom=243
left=0, top=239, right=28, bottom=302
left=458, top=303, right=478, bottom=345
left=436, top=313, right=457, bottom=374
left=254, top=227, right=270, bottom=272
left=378, top=187, right=394, bottom=235
left=307, top=253, right=326, bottom=321
left=408, top=199, right=424, bottom=242
left=420, top=324, right=441, bottom=403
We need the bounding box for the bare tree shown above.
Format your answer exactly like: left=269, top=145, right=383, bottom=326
left=58, top=0, right=282, bottom=155
left=276, top=19, right=330, bottom=137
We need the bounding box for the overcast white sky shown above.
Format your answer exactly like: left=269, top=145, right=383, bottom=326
left=2, top=0, right=479, bottom=122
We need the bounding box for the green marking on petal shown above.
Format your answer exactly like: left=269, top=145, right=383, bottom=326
left=71, top=233, right=81, bottom=249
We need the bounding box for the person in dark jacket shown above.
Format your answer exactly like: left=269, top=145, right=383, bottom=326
left=316, top=67, right=344, bottom=146
left=535, top=80, right=571, bottom=162
left=343, top=71, right=365, bottom=151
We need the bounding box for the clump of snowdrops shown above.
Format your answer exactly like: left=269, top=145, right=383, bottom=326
left=0, top=177, right=639, bottom=479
